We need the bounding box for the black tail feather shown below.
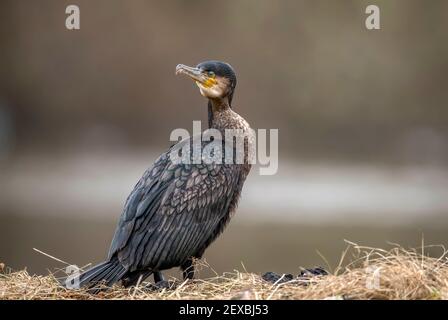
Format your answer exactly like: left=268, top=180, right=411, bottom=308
left=64, top=257, right=127, bottom=292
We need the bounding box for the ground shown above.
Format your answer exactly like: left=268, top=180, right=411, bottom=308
left=1, top=243, right=448, bottom=300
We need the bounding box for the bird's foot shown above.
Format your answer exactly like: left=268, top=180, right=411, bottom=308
left=144, top=280, right=177, bottom=291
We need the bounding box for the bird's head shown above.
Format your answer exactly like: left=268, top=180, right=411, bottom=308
left=176, top=60, right=237, bottom=106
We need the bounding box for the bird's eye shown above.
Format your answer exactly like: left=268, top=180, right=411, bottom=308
left=207, top=71, right=215, bottom=78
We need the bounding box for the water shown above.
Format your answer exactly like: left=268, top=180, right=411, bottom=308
left=1, top=151, right=447, bottom=275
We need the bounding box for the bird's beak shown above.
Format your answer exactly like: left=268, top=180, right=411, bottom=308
left=176, top=64, right=217, bottom=88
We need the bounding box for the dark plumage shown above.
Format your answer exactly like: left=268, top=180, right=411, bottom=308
left=70, top=61, right=252, bottom=291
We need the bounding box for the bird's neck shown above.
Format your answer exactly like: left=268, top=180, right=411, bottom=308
left=208, top=97, right=250, bottom=132
left=208, top=97, right=231, bottom=129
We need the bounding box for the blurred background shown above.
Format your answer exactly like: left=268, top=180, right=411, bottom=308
left=1, top=0, right=448, bottom=278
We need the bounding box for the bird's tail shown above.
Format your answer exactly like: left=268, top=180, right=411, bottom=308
left=64, top=257, right=127, bottom=293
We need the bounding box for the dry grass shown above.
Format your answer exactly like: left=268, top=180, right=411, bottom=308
left=1, top=242, right=448, bottom=300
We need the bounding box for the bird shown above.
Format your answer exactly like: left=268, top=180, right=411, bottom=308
left=70, top=60, right=253, bottom=291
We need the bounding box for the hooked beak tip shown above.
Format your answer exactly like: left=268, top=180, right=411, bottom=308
left=175, top=64, right=204, bottom=84
left=175, top=64, right=185, bottom=75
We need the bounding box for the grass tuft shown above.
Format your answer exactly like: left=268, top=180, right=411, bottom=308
left=1, top=243, right=448, bottom=300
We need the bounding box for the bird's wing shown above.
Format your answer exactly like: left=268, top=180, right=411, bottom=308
left=107, top=135, right=246, bottom=271
left=107, top=150, right=170, bottom=261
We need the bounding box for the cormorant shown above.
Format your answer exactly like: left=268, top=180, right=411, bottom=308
left=71, top=61, right=253, bottom=291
